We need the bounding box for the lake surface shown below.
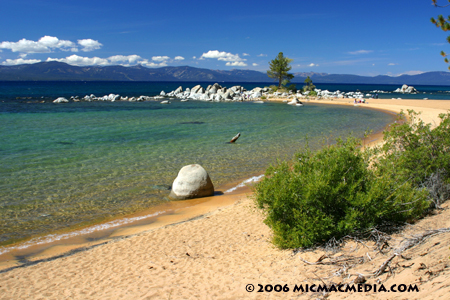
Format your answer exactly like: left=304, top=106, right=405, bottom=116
left=0, top=81, right=399, bottom=250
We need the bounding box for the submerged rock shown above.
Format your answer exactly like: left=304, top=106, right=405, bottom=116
left=169, top=164, right=214, bottom=200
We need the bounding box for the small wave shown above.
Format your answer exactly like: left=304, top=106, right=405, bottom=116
left=0, top=210, right=166, bottom=256
left=224, top=175, right=264, bottom=193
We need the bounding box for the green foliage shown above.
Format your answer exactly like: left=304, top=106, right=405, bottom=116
left=308, top=90, right=318, bottom=97
left=267, top=52, right=294, bottom=88
left=431, top=1, right=450, bottom=70
left=303, top=76, right=316, bottom=93
left=374, top=110, right=450, bottom=185
left=286, top=84, right=297, bottom=93
left=371, top=110, right=450, bottom=207
left=269, top=85, right=278, bottom=92
left=255, top=137, right=430, bottom=249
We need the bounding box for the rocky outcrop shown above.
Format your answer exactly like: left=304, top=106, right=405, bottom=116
left=169, top=164, right=214, bottom=200
left=161, top=83, right=273, bottom=102
left=394, top=84, right=418, bottom=94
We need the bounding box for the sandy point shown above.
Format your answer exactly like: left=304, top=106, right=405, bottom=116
left=1, top=99, right=450, bottom=300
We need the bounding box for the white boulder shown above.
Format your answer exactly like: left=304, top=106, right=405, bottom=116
left=169, top=164, right=214, bottom=200
left=53, top=97, right=69, bottom=103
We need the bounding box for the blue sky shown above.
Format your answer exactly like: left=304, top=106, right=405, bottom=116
left=1, top=0, right=449, bottom=76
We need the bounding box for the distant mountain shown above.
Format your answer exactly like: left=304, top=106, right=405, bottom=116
left=1, top=62, right=450, bottom=85
left=0, top=62, right=270, bottom=82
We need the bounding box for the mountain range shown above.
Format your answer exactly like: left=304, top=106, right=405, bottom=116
left=1, top=61, right=450, bottom=86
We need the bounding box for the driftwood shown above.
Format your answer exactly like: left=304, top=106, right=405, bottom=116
left=230, top=132, right=240, bottom=143
left=296, top=226, right=450, bottom=286
left=372, top=227, right=450, bottom=277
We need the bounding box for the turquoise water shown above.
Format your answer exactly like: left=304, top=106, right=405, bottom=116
left=0, top=86, right=396, bottom=247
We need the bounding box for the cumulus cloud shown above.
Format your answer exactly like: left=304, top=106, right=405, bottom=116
left=200, top=50, right=246, bottom=62
left=348, top=50, right=373, bottom=55
left=243, top=53, right=250, bottom=56
left=0, top=36, right=76, bottom=53
left=174, top=56, right=185, bottom=60
left=152, top=56, right=170, bottom=62
left=0, top=36, right=102, bottom=54
left=2, top=58, right=41, bottom=65
left=46, top=55, right=110, bottom=66
left=43, top=54, right=178, bottom=67
left=225, top=61, right=248, bottom=67
left=78, top=39, right=102, bottom=52
left=252, top=63, right=259, bottom=66
left=309, top=63, right=316, bottom=67
left=143, top=61, right=168, bottom=68
left=200, top=50, right=247, bottom=67
left=108, top=55, right=144, bottom=65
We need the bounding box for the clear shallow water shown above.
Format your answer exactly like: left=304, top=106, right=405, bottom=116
left=0, top=82, right=397, bottom=247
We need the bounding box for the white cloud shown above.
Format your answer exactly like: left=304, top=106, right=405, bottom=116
left=174, top=56, right=185, bottom=60
left=200, top=50, right=246, bottom=62
left=225, top=61, right=248, bottom=67
left=348, top=50, right=373, bottom=55
left=77, top=39, right=102, bottom=52
left=47, top=55, right=110, bottom=66
left=192, top=56, right=197, bottom=59
left=0, top=36, right=102, bottom=54
left=0, top=36, right=76, bottom=53
left=252, top=63, right=259, bottom=66
left=143, top=61, right=168, bottom=68
left=108, top=55, right=144, bottom=65
left=257, top=54, right=267, bottom=57
left=152, top=56, right=170, bottom=62
left=388, top=63, right=397, bottom=66
left=200, top=50, right=247, bottom=67
left=243, top=53, right=250, bottom=56
left=309, top=63, right=316, bottom=67
left=1, top=58, right=41, bottom=65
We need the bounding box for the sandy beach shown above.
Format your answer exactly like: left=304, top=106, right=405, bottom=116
left=1, top=98, right=450, bottom=300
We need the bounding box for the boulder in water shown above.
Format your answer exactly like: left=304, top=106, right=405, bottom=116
left=169, top=164, right=214, bottom=200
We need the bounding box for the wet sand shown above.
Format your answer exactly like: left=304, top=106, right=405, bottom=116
left=1, top=98, right=450, bottom=300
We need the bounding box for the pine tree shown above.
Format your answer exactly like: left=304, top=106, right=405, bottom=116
left=267, top=52, right=294, bottom=88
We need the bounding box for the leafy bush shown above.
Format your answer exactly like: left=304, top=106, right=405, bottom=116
left=269, top=85, right=278, bottom=92
left=373, top=110, right=450, bottom=186
left=255, top=137, right=430, bottom=249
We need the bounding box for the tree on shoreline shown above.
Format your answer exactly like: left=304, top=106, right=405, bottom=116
left=267, top=52, right=294, bottom=88
left=303, top=76, right=316, bottom=94
left=431, top=0, right=450, bottom=69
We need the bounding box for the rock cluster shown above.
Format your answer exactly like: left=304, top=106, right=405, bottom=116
left=393, top=84, right=418, bottom=94
left=80, top=94, right=154, bottom=102
left=162, top=83, right=270, bottom=102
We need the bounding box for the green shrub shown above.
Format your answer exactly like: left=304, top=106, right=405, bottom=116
left=269, top=85, right=278, bottom=92
left=255, top=137, right=430, bottom=249
left=374, top=110, right=450, bottom=186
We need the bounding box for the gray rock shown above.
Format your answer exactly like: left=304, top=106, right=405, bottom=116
left=169, top=164, right=214, bottom=200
